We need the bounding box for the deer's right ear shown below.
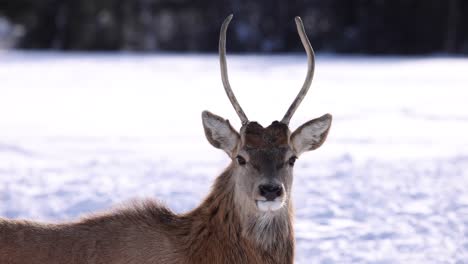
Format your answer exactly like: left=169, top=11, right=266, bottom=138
left=202, top=111, right=240, bottom=157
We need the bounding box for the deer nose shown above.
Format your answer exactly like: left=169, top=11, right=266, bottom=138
left=259, top=184, right=283, bottom=201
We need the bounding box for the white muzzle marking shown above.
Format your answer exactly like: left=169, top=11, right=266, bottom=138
left=256, top=200, right=284, bottom=212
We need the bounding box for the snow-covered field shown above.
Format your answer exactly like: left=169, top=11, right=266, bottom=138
left=0, top=51, right=467, bottom=263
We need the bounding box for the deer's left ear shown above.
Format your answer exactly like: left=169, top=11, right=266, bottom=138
left=290, top=114, right=332, bottom=155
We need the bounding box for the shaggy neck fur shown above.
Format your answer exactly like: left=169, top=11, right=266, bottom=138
left=181, top=164, right=294, bottom=264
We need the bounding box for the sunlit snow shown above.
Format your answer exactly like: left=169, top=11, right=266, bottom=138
left=0, top=51, right=467, bottom=263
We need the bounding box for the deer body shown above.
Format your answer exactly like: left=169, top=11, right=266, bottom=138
left=0, top=15, right=332, bottom=264
left=1, top=165, right=293, bottom=264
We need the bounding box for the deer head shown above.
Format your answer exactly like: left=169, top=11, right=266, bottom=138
left=202, top=15, right=332, bottom=216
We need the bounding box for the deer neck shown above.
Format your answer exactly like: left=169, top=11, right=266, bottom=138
left=183, top=164, right=294, bottom=262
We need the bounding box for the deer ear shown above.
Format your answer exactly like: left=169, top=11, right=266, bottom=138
left=202, top=111, right=240, bottom=157
left=290, top=114, right=332, bottom=155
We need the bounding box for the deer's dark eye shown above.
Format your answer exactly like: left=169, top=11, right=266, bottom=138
left=288, top=156, right=297, bottom=166
left=236, top=155, right=247, bottom=165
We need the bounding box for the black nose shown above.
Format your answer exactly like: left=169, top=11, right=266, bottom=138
left=259, top=184, right=283, bottom=201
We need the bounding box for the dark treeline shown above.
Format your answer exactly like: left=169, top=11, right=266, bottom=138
left=0, top=0, right=467, bottom=54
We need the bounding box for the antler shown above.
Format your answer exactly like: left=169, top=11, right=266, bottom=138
left=281, top=16, right=316, bottom=125
left=219, top=14, right=249, bottom=125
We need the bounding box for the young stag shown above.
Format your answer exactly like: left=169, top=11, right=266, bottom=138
left=0, top=15, right=332, bottom=264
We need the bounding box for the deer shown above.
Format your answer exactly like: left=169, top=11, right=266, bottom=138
left=0, top=15, right=332, bottom=264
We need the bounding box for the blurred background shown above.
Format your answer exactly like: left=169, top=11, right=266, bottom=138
left=1, top=1, right=468, bottom=263
left=1, top=0, right=467, bottom=54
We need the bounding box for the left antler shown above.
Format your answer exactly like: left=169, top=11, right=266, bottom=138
left=281, top=16, right=316, bottom=125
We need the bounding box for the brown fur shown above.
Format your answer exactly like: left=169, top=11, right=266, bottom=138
left=0, top=164, right=293, bottom=264
left=242, top=121, right=290, bottom=148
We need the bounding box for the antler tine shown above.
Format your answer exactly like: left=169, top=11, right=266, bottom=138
left=281, top=16, right=316, bottom=125
left=219, top=14, right=249, bottom=125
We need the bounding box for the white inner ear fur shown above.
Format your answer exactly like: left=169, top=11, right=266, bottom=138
left=202, top=111, right=239, bottom=157
left=291, top=114, right=332, bottom=155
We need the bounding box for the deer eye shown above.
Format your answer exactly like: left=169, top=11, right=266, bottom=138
left=288, top=156, right=297, bottom=166
left=236, top=155, right=247, bottom=165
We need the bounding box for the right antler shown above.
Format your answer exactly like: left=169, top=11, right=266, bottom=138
left=219, top=14, right=249, bottom=125
left=281, top=17, right=316, bottom=125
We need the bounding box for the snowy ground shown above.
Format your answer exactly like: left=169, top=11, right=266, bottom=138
left=0, top=51, right=467, bottom=263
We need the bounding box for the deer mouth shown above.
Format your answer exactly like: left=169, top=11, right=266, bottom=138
left=256, top=199, right=284, bottom=212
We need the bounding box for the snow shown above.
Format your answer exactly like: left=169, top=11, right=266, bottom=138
left=0, top=51, right=467, bottom=263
